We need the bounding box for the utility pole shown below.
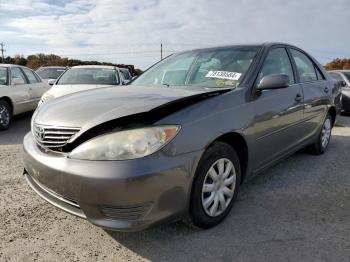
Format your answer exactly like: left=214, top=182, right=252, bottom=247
left=0, top=42, right=5, bottom=63
left=160, top=43, right=163, bottom=61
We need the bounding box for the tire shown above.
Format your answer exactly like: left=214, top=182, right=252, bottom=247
left=0, top=100, right=12, bottom=131
left=187, top=142, right=241, bottom=229
left=308, top=113, right=333, bottom=155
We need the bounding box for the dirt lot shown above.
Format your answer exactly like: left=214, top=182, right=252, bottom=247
left=0, top=114, right=350, bottom=262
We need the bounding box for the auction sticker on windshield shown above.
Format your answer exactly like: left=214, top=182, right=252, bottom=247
left=205, top=71, right=241, bottom=81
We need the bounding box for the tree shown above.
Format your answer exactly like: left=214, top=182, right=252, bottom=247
left=325, top=58, right=350, bottom=70
left=1, top=53, right=142, bottom=75
left=13, top=55, right=27, bottom=66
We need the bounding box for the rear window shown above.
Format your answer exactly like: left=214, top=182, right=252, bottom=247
left=57, top=68, right=119, bottom=85
left=22, top=68, right=40, bottom=84
left=37, top=68, right=66, bottom=79
left=290, top=49, right=317, bottom=82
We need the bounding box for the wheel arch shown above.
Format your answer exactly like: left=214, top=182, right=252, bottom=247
left=328, top=106, right=336, bottom=126
left=204, top=132, right=249, bottom=183
left=0, top=96, right=13, bottom=114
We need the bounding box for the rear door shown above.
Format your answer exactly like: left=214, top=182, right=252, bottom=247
left=251, top=47, right=305, bottom=171
left=22, top=67, right=49, bottom=108
left=289, top=48, right=330, bottom=139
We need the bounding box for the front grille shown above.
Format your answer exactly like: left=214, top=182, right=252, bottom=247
left=33, top=124, right=80, bottom=149
left=100, top=203, right=153, bottom=221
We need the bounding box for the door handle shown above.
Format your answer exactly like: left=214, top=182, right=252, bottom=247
left=324, top=87, right=329, bottom=93
left=295, top=93, right=302, bottom=102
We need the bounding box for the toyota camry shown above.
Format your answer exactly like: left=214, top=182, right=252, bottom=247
left=23, top=43, right=339, bottom=231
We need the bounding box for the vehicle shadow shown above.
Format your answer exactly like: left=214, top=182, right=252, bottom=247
left=105, top=130, right=350, bottom=262
left=0, top=112, right=32, bottom=145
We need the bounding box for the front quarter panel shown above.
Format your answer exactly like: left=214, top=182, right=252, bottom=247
left=157, top=88, right=254, bottom=157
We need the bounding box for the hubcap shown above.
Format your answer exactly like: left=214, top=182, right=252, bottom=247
left=321, top=118, right=331, bottom=148
left=201, top=158, right=236, bottom=217
left=0, top=105, right=10, bottom=127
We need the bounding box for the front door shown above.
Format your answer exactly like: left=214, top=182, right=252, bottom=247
left=250, top=47, right=305, bottom=172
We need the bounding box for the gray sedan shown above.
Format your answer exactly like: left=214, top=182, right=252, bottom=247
left=23, top=43, right=339, bottom=231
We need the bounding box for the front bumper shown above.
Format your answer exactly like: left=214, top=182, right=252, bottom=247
left=23, top=133, right=202, bottom=231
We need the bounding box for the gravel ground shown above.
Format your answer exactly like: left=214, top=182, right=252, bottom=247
left=0, top=114, right=350, bottom=262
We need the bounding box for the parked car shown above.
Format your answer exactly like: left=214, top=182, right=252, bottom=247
left=23, top=43, right=338, bottom=231
left=36, top=66, right=67, bottom=85
left=328, top=70, right=350, bottom=112
left=39, top=65, right=129, bottom=105
left=0, top=64, right=50, bottom=130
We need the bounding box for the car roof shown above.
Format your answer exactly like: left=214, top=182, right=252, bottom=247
left=176, top=42, right=299, bottom=53
left=37, top=66, right=67, bottom=69
left=71, top=65, right=118, bottom=69
left=0, top=64, right=30, bottom=68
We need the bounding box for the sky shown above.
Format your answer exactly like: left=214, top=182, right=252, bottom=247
left=0, top=0, right=349, bottom=69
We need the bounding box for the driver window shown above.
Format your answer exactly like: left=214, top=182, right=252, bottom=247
left=258, top=48, right=295, bottom=84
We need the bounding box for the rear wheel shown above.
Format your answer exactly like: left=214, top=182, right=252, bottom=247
left=187, top=142, right=241, bottom=229
left=0, top=100, right=12, bottom=130
left=308, top=113, right=332, bottom=155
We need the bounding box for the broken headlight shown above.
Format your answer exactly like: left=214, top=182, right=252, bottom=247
left=69, top=126, right=180, bottom=161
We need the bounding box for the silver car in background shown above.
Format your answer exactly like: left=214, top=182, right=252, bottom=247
left=328, top=70, right=350, bottom=112
left=39, top=65, right=129, bottom=105
left=0, top=64, right=49, bottom=130
left=36, top=66, right=67, bottom=85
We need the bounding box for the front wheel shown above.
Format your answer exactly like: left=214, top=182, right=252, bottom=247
left=308, top=113, right=332, bottom=155
left=0, top=100, right=12, bottom=131
left=187, top=142, right=241, bottom=229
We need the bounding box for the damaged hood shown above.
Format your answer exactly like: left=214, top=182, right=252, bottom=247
left=34, top=85, right=229, bottom=130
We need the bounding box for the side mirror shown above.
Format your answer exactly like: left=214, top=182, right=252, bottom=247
left=47, top=79, right=56, bottom=86
left=257, top=74, right=290, bottom=90
left=122, top=79, right=130, bottom=85
left=12, top=77, right=25, bottom=85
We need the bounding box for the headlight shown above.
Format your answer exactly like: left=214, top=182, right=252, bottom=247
left=69, top=125, right=180, bottom=161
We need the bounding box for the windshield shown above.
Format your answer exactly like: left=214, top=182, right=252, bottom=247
left=132, top=47, right=259, bottom=88
left=36, top=68, right=66, bottom=79
left=56, top=68, right=119, bottom=85
left=0, top=67, right=8, bottom=85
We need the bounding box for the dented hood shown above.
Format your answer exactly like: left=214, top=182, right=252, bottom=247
left=34, top=85, right=228, bottom=130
